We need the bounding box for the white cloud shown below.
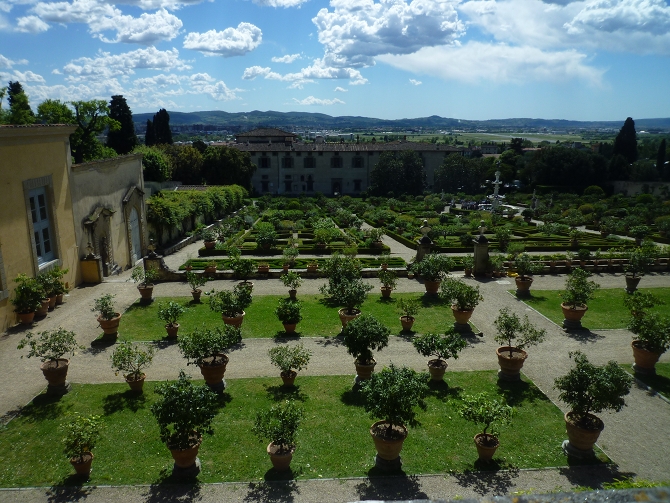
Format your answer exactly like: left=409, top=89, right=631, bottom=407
left=243, top=58, right=367, bottom=86
left=334, top=86, right=347, bottom=92
left=0, top=2, right=12, bottom=13
left=190, top=78, right=240, bottom=101
left=14, top=70, right=46, bottom=82
left=272, top=53, right=301, bottom=63
left=409, top=78, right=421, bottom=85
left=33, top=0, right=118, bottom=25
left=378, top=41, right=604, bottom=85
left=183, top=22, right=262, bottom=56
left=565, top=0, right=670, bottom=37
left=292, top=95, right=344, bottom=105
left=242, top=65, right=282, bottom=80
left=16, top=15, right=50, bottom=32
left=253, top=0, right=309, bottom=7
left=313, top=0, right=465, bottom=68
left=0, top=53, right=27, bottom=68
left=96, top=9, right=182, bottom=44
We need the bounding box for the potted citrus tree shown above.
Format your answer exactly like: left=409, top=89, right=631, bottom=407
left=459, top=393, right=513, bottom=462
left=624, top=291, right=670, bottom=374
left=513, top=253, right=543, bottom=297
left=231, top=257, right=256, bottom=288
left=554, top=351, right=632, bottom=457
left=624, top=246, right=656, bottom=293
left=151, top=370, right=218, bottom=475
left=280, top=271, right=302, bottom=300
left=378, top=269, right=398, bottom=299
left=17, top=327, right=83, bottom=395
left=208, top=283, right=253, bottom=327
left=412, top=328, right=468, bottom=381
left=178, top=325, right=241, bottom=392
left=413, top=254, right=454, bottom=294
left=560, top=268, right=600, bottom=330
left=282, top=246, right=299, bottom=271
left=440, top=277, right=483, bottom=329
left=202, top=228, right=217, bottom=249
left=493, top=307, right=546, bottom=380
left=92, top=293, right=121, bottom=340
left=253, top=399, right=305, bottom=472
left=397, top=297, right=420, bottom=332
left=186, top=270, right=208, bottom=302
left=324, top=277, right=373, bottom=327
left=360, top=364, right=429, bottom=470
left=157, top=301, right=187, bottom=339
left=275, top=299, right=303, bottom=334
left=110, top=341, right=155, bottom=392
left=61, top=414, right=103, bottom=477
left=11, top=273, right=43, bottom=325
left=341, top=314, right=390, bottom=381
left=462, top=255, right=474, bottom=277
left=131, top=266, right=160, bottom=303
left=268, top=343, right=312, bottom=387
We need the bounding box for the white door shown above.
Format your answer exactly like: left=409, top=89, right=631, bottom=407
left=129, top=208, right=141, bottom=263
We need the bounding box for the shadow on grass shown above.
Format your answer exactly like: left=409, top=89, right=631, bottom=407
left=427, top=380, right=462, bottom=400
left=374, top=297, right=397, bottom=306
left=144, top=477, right=202, bottom=503
left=355, top=471, right=428, bottom=500
left=244, top=479, right=299, bottom=503
left=495, top=379, right=548, bottom=406
left=419, top=295, right=449, bottom=308
left=317, top=297, right=341, bottom=309
left=449, top=462, right=520, bottom=495
left=46, top=480, right=93, bottom=502
left=340, top=387, right=367, bottom=408
left=102, top=389, right=147, bottom=415
left=557, top=464, right=635, bottom=489
left=20, top=393, right=70, bottom=421
left=632, top=372, right=670, bottom=399
left=264, top=384, right=308, bottom=402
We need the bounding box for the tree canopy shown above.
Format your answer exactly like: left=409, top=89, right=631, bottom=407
left=369, top=150, right=425, bottom=196
left=153, top=108, right=173, bottom=145
left=5, top=80, right=35, bottom=125
left=36, top=99, right=75, bottom=124
left=433, top=154, right=488, bottom=194
left=70, top=100, right=119, bottom=164
left=613, top=117, right=638, bottom=164
left=106, top=95, right=137, bottom=155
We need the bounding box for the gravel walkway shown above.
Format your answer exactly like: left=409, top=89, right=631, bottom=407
left=1, top=235, right=669, bottom=502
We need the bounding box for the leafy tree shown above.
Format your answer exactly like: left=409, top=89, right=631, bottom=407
left=434, top=154, right=487, bottom=193
left=133, top=145, right=172, bottom=182
left=106, top=95, right=137, bottom=155
left=170, top=145, right=204, bottom=184
left=37, top=99, right=75, bottom=124
left=192, top=139, right=208, bottom=154
left=70, top=100, right=119, bottom=164
left=153, top=108, right=173, bottom=145
left=145, top=119, right=156, bottom=146
left=0, top=86, right=7, bottom=123
left=369, top=150, right=425, bottom=196
left=612, top=117, right=637, bottom=164
left=7, top=81, right=35, bottom=125
left=509, top=137, right=524, bottom=154
left=657, top=139, right=667, bottom=181
left=201, top=145, right=256, bottom=189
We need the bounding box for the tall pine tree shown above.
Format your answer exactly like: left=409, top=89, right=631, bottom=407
left=612, top=117, right=638, bottom=163
left=145, top=119, right=156, bottom=146
left=657, top=139, right=667, bottom=181
left=152, top=108, right=173, bottom=145
left=7, top=80, right=35, bottom=125
left=106, top=95, right=137, bottom=155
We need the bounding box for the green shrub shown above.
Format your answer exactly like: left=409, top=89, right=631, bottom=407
left=110, top=342, right=155, bottom=380
left=268, top=344, right=311, bottom=373
left=341, top=314, right=390, bottom=365
left=412, top=328, right=468, bottom=363
left=275, top=299, right=302, bottom=324
left=459, top=393, right=512, bottom=437
left=61, top=414, right=103, bottom=463
left=493, top=308, right=546, bottom=355
left=440, top=277, right=483, bottom=311
left=253, top=400, right=304, bottom=454
left=178, top=325, right=241, bottom=366
left=17, top=327, right=83, bottom=362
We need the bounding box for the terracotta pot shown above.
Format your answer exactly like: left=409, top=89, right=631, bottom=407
left=41, top=359, right=69, bottom=386
left=17, top=311, right=35, bottom=325
left=496, top=347, right=528, bottom=379
left=338, top=308, right=361, bottom=327
left=191, top=289, right=202, bottom=302
left=48, top=296, right=57, bottom=310
left=424, top=280, right=441, bottom=295
left=204, top=240, right=215, bottom=249
left=400, top=316, right=415, bottom=332
left=561, top=303, right=587, bottom=323
left=222, top=311, right=245, bottom=327
left=126, top=373, right=146, bottom=392
left=282, top=322, right=297, bottom=334
left=267, top=443, right=295, bottom=472
left=283, top=264, right=290, bottom=272
left=70, top=452, right=94, bottom=477
left=464, top=268, right=472, bottom=278
left=55, top=294, right=64, bottom=305
left=380, top=286, right=392, bottom=298
left=370, top=420, right=407, bottom=461
left=138, top=284, right=154, bottom=301
left=238, top=281, right=254, bottom=292
left=288, top=289, right=297, bottom=300
left=36, top=298, right=50, bottom=317
left=204, top=266, right=217, bottom=274
left=354, top=359, right=376, bottom=380
left=381, top=263, right=388, bottom=271
left=281, top=370, right=297, bottom=387
left=407, top=272, right=415, bottom=279
left=451, top=306, right=474, bottom=325
left=427, top=359, right=447, bottom=381
left=258, top=266, right=270, bottom=274
left=474, top=433, right=499, bottom=462
left=98, top=313, right=121, bottom=336
left=564, top=412, right=603, bottom=451
left=199, top=354, right=229, bottom=386
left=165, top=323, right=179, bottom=339
left=632, top=341, right=661, bottom=373
left=170, top=435, right=202, bottom=468
left=307, top=264, right=318, bottom=273
left=514, top=277, right=533, bottom=297
left=625, top=275, right=641, bottom=293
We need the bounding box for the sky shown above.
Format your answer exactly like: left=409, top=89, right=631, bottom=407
left=1, top=0, right=669, bottom=122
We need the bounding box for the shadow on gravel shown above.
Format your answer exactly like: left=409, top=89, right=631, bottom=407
left=46, top=483, right=93, bottom=502
left=563, top=329, right=606, bottom=343
left=273, top=332, right=303, bottom=341
left=144, top=480, right=202, bottom=503
left=315, top=334, right=344, bottom=348
left=558, top=464, right=636, bottom=489
left=449, top=464, right=520, bottom=495
left=102, top=389, right=147, bottom=415
left=356, top=472, right=428, bottom=500
left=244, top=479, right=300, bottom=503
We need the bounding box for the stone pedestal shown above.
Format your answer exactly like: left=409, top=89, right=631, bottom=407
left=562, top=440, right=596, bottom=459
left=46, top=381, right=71, bottom=396
left=172, top=457, right=201, bottom=479
left=632, top=364, right=656, bottom=375
left=80, top=257, right=103, bottom=284
left=374, top=454, right=402, bottom=472
left=473, top=239, right=489, bottom=277
left=562, top=318, right=583, bottom=331
left=143, top=256, right=164, bottom=278
left=206, top=379, right=226, bottom=394
left=416, top=238, right=433, bottom=263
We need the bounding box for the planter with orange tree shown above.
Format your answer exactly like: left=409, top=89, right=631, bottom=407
left=513, top=253, right=543, bottom=297
left=255, top=221, right=278, bottom=250
left=412, top=328, right=468, bottom=381
left=282, top=246, right=300, bottom=271
left=280, top=270, right=302, bottom=300
left=624, top=245, right=657, bottom=294
left=439, top=278, right=483, bottom=333
left=110, top=341, right=155, bottom=393
left=275, top=298, right=303, bottom=335
left=624, top=291, right=670, bottom=375
left=397, top=297, right=420, bottom=332
left=61, top=414, right=102, bottom=478
left=17, top=327, right=83, bottom=396
left=36, top=270, right=58, bottom=311
left=131, top=265, right=160, bottom=304
left=158, top=301, right=187, bottom=339
left=50, top=266, right=69, bottom=305
left=378, top=269, right=397, bottom=299
left=493, top=307, right=546, bottom=381
left=462, top=254, right=474, bottom=277
left=320, top=254, right=372, bottom=325
left=379, top=251, right=391, bottom=270
left=231, top=256, right=255, bottom=289
left=202, top=228, right=217, bottom=249
left=253, top=399, right=304, bottom=472
left=342, top=314, right=390, bottom=383
left=11, top=273, right=43, bottom=325
left=559, top=268, right=600, bottom=330
left=178, top=324, right=241, bottom=393
left=554, top=351, right=632, bottom=458
left=92, top=294, right=121, bottom=340
left=208, top=283, right=253, bottom=327
left=458, top=393, right=513, bottom=463
left=151, top=370, right=218, bottom=478
left=186, top=270, right=208, bottom=302
left=412, top=253, right=454, bottom=295
left=366, top=227, right=385, bottom=248
left=269, top=343, right=312, bottom=387
left=360, top=364, right=429, bottom=471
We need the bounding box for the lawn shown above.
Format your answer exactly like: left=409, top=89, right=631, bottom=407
left=520, top=288, right=670, bottom=330
left=0, top=371, right=601, bottom=487
left=622, top=363, right=670, bottom=400
left=117, top=293, right=473, bottom=342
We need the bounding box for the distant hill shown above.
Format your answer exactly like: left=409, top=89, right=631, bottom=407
left=132, top=110, right=670, bottom=131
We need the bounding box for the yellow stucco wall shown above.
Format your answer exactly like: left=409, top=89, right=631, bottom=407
left=0, top=125, right=79, bottom=333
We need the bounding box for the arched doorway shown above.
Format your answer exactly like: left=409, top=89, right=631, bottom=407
left=129, top=207, right=142, bottom=264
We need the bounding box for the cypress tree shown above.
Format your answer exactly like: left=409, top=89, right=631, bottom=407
left=152, top=108, right=173, bottom=145
left=7, top=80, right=35, bottom=125
left=145, top=119, right=156, bottom=146
left=657, top=139, right=667, bottom=181
left=106, top=95, right=137, bottom=155
left=612, top=117, right=637, bottom=163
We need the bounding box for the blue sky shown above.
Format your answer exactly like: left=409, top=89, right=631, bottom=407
left=1, top=0, right=669, bottom=121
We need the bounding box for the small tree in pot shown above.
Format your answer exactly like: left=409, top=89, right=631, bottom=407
left=493, top=307, right=546, bottom=380
left=178, top=325, right=241, bottom=392
left=280, top=271, right=302, bottom=300
left=268, top=343, right=312, bottom=387
left=209, top=284, right=253, bottom=327
left=325, top=277, right=373, bottom=326
left=255, top=221, right=278, bottom=250
left=151, top=370, right=218, bottom=472
left=440, top=277, right=483, bottom=329
left=157, top=301, right=187, bottom=338
left=412, top=328, right=468, bottom=381
left=253, top=399, right=305, bottom=472
left=513, top=253, right=543, bottom=297
left=186, top=270, right=208, bottom=302
left=360, top=364, right=429, bottom=469
left=11, top=273, right=44, bottom=324
left=92, top=293, right=121, bottom=339
left=230, top=257, right=255, bottom=286
left=110, top=342, right=155, bottom=392
left=554, top=351, right=632, bottom=457
left=560, top=268, right=599, bottom=329
left=130, top=266, right=160, bottom=303
left=378, top=269, right=397, bottom=298
left=624, top=246, right=657, bottom=293
left=459, top=393, right=513, bottom=462
left=17, top=327, right=83, bottom=395
left=397, top=297, right=420, bottom=332
left=61, top=414, right=103, bottom=477
left=275, top=299, right=303, bottom=334
left=413, top=254, right=454, bottom=294
left=341, top=314, right=390, bottom=381
left=624, top=291, right=670, bottom=374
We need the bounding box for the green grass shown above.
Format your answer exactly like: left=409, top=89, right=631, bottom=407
left=118, top=293, right=474, bottom=341
left=520, top=288, right=670, bottom=330
left=621, top=363, right=670, bottom=400
left=0, top=371, right=601, bottom=487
